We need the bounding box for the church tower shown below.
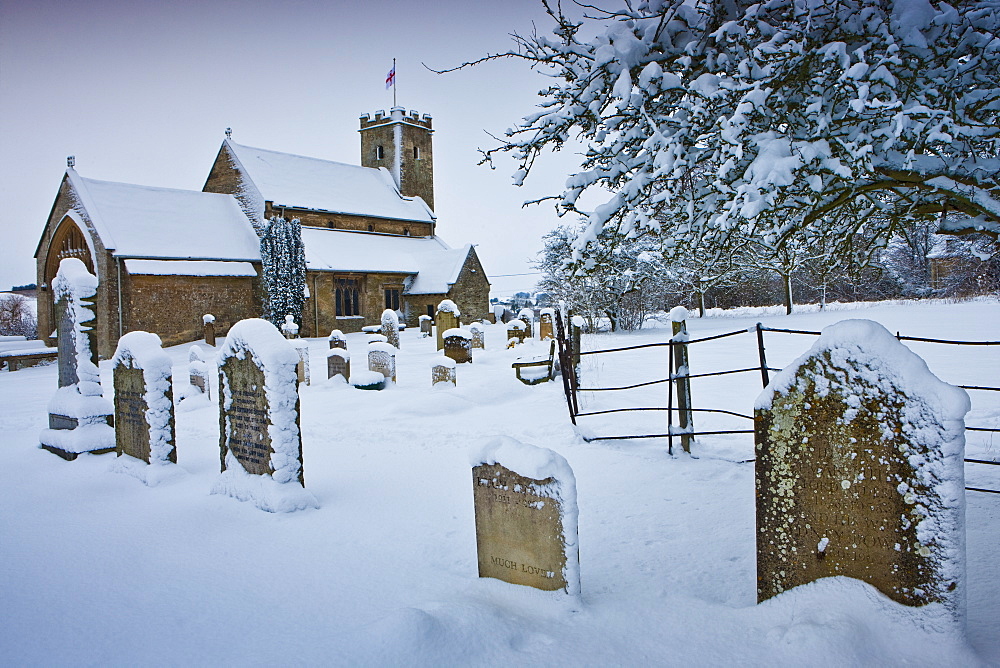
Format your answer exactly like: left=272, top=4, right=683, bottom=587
left=360, top=107, right=434, bottom=211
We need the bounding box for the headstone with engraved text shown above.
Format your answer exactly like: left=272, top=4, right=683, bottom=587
left=113, top=331, right=175, bottom=465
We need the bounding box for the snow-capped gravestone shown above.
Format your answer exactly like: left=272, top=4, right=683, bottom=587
left=419, top=315, right=432, bottom=337
left=112, top=332, right=176, bottom=466
left=327, top=349, right=350, bottom=382
left=507, top=320, right=527, bottom=346
left=431, top=357, right=456, bottom=387
left=188, top=345, right=210, bottom=398
left=368, top=342, right=397, bottom=383
left=215, top=319, right=316, bottom=512
left=328, top=329, right=347, bottom=350
left=435, top=300, right=460, bottom=351
left=203, top=314, right=216, bottom=347
left=292, top=338, right=310, bottom=385
left=539, top=309, right=554, bottom=340
left=281, top=315, right=299, bottom=340
left=755, top=320, right=968, bottom=619
left=518, top=309, right=534, bottom=338
left=469, top=322, right=485, bottom=350
left=443, top=328, right=472, bottom=364
left=472, top=437, right=580, bottom=594
left=39, top=258, right=115, bottom=460
left=381, top=309, right=400, bottom=349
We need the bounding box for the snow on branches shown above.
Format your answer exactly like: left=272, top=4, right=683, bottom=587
left=464, top=0, right=1000, bottom=260
left=260, top=216, right=307, bottom=330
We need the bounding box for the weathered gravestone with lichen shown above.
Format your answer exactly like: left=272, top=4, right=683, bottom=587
left=472, top=437, right=580, bottom=594
left=431, top=357, right=456, bottom=387
left=443, top=328, right=473, bottom=364
left=381, top=309, right=400, bottom=349
left=539, top=308, right=554, bottom=340
left=214, top=318, right=317, bottom=512
left=755, top=319, right=968, bottom=620
left=113, top=331, right=175, bottom=466
left=39, top=258, right=115, bottom=460
left=369, top=342, right=397, bottom=383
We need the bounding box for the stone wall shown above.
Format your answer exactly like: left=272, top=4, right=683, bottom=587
left=263, top=203, right=433, bottom=237
left=360, top=108, right=435, bottom=211
left=446, top=247, right=491, bottom=323
left=122, top=273, right=262, bottom=348
left=304, top=270, right=410, bottom=336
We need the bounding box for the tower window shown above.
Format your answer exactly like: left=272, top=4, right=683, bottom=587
left=375, top=145, right=384, bottom=160
left=413, top=146, right=420, bottom=159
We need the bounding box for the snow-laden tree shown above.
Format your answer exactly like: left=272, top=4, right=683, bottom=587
left=260, top=217, right=307, bottom=329
left=459, top=0, right=1000, bottom=261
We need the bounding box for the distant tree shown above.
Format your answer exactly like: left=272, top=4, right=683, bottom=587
left=0, top=294, right=37, bottom=338
left=259, top=217, right=307, bottom=329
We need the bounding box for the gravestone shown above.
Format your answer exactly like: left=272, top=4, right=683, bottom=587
left=292, top=339, right=310, bottom=385
left=328, top=329, right=347, bottom=350
left=282, top=315, right=299, bottom=339
left=469, top=322, right=485, bottom=350
left=517, top=309, right=534, bottom=338
left=443, top=328, right=473, bottom=364
left=381, top=309, right=400, bottom=349
left=113, top=331, right=176, bottom=465
left=203, top=314, right=216, bottom=347
left=755, top=319, right=968, bottom=619
left=368, top=342, right=397, bottom=383
left=419, top=315, right=433, bottom=337
left=39, top=258, right=115, bottom=460
left=327, top=350, right=350, bottom=381
left=188, top=345, right=210, bottom=398
left=539, top=309, right=554, bottom=340
left=431, top=357, right=456, bottom=387
left=472, top=437, right=580, bottom=594
left=507, top=320, right=527, bottom=346
left=218, top=319, right=305, bottom=485
left=435, top=300, right=460, bottom=351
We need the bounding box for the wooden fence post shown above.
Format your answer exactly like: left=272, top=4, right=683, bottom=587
left=670, top=307, right=693, bottom=453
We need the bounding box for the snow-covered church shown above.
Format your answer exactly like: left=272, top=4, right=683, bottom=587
left=34, top=107, right=491, bottom=357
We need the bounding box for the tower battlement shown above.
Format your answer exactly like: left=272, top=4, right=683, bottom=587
left=359, top=106, right=435, bottom=211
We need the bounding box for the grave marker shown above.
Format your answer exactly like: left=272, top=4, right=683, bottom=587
left=469, top=322, right=485, bottom=350
left=188, top=344, right=210, bottom=398
left=112, top=331, right=176, bottom=465
left=203, top=314, right=216, bottom=347
left=328, top=329, right=347, bottom=350
left=381, top=309, right=400, bottom=349
left=472, top=437, right=580, bottom=594
left=431, top=357, right=456, bottom=387
left=506, top=320, right=527, bottom=346
left=327, top=349, right=350, bottom=381
left=435, top=300, right=460, bottom=351
left=517, top=309, right=534, bottom=338
left=218, top=319, right=305, bottom=485
left=39, top=258, right=115, bottom=460
left=755, top=320, right=968, bottom=619
left=368, top=342, right=397, bottom=383
left=419, top=315, right=433, bottom=337
left=443, top=328, right=473, bottom=364
left=539, top=308, right=554, bottom=340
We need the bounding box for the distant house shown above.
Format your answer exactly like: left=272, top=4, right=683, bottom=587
left=35, top=107, right=490, bottom=357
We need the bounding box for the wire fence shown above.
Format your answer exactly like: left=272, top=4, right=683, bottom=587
left=554, top=313, right=999, bottom=495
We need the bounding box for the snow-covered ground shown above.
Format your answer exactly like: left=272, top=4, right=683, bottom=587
left=0, top=299, right=997, bottom=666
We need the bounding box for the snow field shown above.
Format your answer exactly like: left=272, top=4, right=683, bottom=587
left=0, top=299, right=997, bottom=665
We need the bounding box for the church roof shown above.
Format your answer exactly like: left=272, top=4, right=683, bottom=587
left=300, top=228, right=470, bottom=293
left=67, top=170, right=260, bottom=261
left=225, top=140, right=435, bottom=223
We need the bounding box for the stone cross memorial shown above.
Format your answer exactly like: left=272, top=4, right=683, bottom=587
left=435, top=300, right=460, bottom=351
left=39, top=258, right=115, bottom=460
left=113, top=331, right=176, bottom=465
left=472, top=437, right=580, bottom=594
left=755, top=319, right=968, bottom=619
left=218, top=319, right=305, bottom=486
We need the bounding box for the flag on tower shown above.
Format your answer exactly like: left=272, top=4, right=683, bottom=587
left=385, top=64, right=396, bottom=90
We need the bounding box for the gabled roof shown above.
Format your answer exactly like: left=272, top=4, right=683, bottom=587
left=66, top=170, right=261, bottom=261
left=300, top=228, right=471, bottom=293
left=225, top=140, right=435, bottom=223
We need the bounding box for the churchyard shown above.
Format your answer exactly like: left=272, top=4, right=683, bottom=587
left=0, top=294, right=997, bottom=665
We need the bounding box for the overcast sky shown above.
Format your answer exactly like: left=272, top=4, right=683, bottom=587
left=0, top=0, right=586, bottom=297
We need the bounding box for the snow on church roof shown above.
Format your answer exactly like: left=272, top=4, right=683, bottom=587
left=67, top=171, right=260, bottom=261
left=225, top=141, right=435, bottom=223
left=300, top=228, right=470, bottom=293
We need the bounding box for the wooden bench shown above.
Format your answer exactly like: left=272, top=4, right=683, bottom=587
left=512, top=340, right=556, bottom=385
left=0, top=348, right=58, bottom=371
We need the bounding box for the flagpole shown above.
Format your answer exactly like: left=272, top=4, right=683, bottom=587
left=393, top=57, right=397, bottom=107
